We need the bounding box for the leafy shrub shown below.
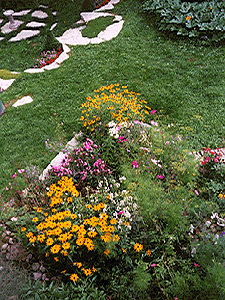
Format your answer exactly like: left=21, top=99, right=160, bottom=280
left=141, top=0, right=225, bottom=42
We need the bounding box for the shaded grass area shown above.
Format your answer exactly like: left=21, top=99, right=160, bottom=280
left=0, top=0, right=225, bottom=193
left=0, top=0, right=83, bottom=71
left=82, top=16, right=115, bottom=38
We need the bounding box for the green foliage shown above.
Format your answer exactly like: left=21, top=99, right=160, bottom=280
left=42, top=28, right=61, bottom=52
left=141, top=0, right=225, bottom=42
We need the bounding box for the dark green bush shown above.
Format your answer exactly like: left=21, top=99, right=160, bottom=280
left=141, top=0, right=225, bottom=42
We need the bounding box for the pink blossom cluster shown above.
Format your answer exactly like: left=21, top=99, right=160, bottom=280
left=201, top=147, right=224, bottom=165
left=51, top=155, right=72, bottom=177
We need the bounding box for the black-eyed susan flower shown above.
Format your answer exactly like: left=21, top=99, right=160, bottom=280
left=134, top=243, right=143, bottom=252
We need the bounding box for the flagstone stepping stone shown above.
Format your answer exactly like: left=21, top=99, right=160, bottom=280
left=98, top=20, right=124, bottom=41
left=12, top=96, right=33, bottom=107
left=26, top=21, right=46, bottom=28
left=39, top=5, right=48, bottom=9
left=1, top=21, right=24, bottom=34
left=0, top=19, right=3, bottom=24
left=54, top=52, right=69, bottom=64
left=0, top=78, right=15, bottom=90
left=52, top=11, right=57, bottom=16
left=111, top=0, right=120, bottom=4
left=43, top=62, right=60, bottom=70
left=0, top=37, right=4, bottom=41
left=31, top=10, right=48, bottom=19
left=50, top=23, right=57, bottom=31
left=95, top=2, right=114, bottom=11
left=62, top=43, right=70, bottom=53
left=57, top=28, right=90, bottom=45
left=13, top=10, right=31, bottom=16
left=24, top=68, right=44, bottom=73
left=9, top=30, right=40, bottom=42
left=81, top=12, right=112, bottom=23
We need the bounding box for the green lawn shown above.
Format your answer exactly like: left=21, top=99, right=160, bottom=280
left=0, top=0, right=224, bottom=193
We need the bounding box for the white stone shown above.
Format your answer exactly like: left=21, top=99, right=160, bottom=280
left=11, top=71, right=20, bottom=74
left=13, top=96, right=33, bottom=107
left=54, top=52, right=69, bottom=64
left=98, top=20, right=124, bottom=41
left=90, top=37, right=104, bottom=44
left=56, top=28, right=90, bottom=46
left=80, top=12, right=112, bottom=23
left=0, top=19, right=3, bottom=24
left=26, top=21, right=46, bottom=28
left=40, top=133, right=82, bottom=180
left=110, top=0, right=120, bottom=4
left=24, top=68, right=45, bottom=73
left=13, top=10, right=31, bottom=16
left=39, top=152, right=66, bottom=180
left=76, top=19, right=85, bottom=25
left=113, top=15, right=122, bottom=22
left=62, top=43, right=71, bottom=53
left=1, top=21, right=24, bottom=34
left=95, top=3, right=114, bottom=11
left=50, top=23, right=57, bottom=31
left=43, top=62, right=60, bottom=70
left=0, top=37, right=4, bottom=41
left=39, top=5, right=48, bottom=9
left=32, top=10, right=48, bottom=19
left=9, top=30, right=40, bottom=41
left=0, top=78, right=15, bottom=90
left=52, top=11, right=57, bottom=16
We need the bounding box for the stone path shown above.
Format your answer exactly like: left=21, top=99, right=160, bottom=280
left=0, top=0, right=124, bottom=108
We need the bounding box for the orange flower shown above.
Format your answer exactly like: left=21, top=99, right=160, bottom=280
left=186, top=16, right=191, bottom=21
left=134, top=243, right=143, bottom=252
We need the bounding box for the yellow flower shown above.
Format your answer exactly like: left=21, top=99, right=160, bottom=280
left=21, top=227, right=26, bottom=232
left=122, top=248, right=126, bottom=253
left=67, top=197, right=73, bottom=203
left=134, top=243, right=143, bottom=252
left=26, top=232, right=33, bottom=238
left=73, top=262, right=82, bottom=268
left=70, top=273, right=78, bottom=282
left=92, top=266, right=97, bottom=272
left=51, top=244, right=61, bottom=254
left=37, top=208, right=42, bottom=213
left=219, top=194, right=223, bottom=198
left=32, top=217, right=39, bottom=222
left=37, top=234, right=45, bottom=243
left=82, top=268, right=92, bottom=276
left=54, top=257, right=59, bottom=262
left=146, top=249, right=151, bottom=256
left=29, top=236, right=36, bottom=243
left=104, top=248, right=110, bottom=255
left=62, top=242, right=70, bottom=250
left=46, top=238, right=54, bottom=246
left=186, top=16, right=191, bottom=21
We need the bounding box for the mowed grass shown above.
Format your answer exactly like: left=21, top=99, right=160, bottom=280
left=82, top=16, right=115, bottom=38
left=0, top=0, right=224, bottom=193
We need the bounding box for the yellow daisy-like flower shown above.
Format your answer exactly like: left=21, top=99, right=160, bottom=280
left=122, top=248, right=126, bottom=253
left=46, top=238, right=54, bottom=246
left=70, top=214, right=77, bottom=219
left=219, top=194, right=223, bottom=198
left=134, top=243, right=143, bottom=252
left=37, top=208, right=42, bottom=213
left=104, top=248, right=110, bottom=255
left=62, top=242, right=70, bottom=250
left=21, top=227, right=26, bottom=232
left=51, top=244, right=61, bottom=254
left=87, top=231, right=97, bottom=238
left=29, top=236, right=36, bottom=243
left=92, top=267, right=97, bottom=272
left=70, top=273, right=78, bottom=282
left=67, top=197, right=73, bottom=203
left=26, top=232, right=33, bottom=238
left=37, top=234, right=45, bottom=243
left=82, top=268, right=92, bottom=276
left=61, top=250, right=68, bottom=256
left=54, top=257, right=59, bottom=262
left=32, top=217, right=39, bottom=222
left=73, top=262, right=82, bottom=268
left=146, top=249, right=151, bottom=256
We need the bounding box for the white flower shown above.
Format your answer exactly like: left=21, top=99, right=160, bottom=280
left=11, top=217, right=18, bottom=222
left=189, top=224, right=194, bottom=233
left=206, top=221, right=211, bottom=227
left=214, top=234, right=219, bottom=240
left=211, top=212, right=219, bottom=219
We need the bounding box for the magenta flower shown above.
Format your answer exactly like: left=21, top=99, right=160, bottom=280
left=194, top=190, right=199, bottom=196
left=150, top=110, right=157, bottom=115
left=157, top=175, right=164, bottom=179
left=150, top=263, right=156, bottom=267
left=194, top=263, right=200, bottom=267
left=18, top=169, right=25, bottom=174
left=132, top=160, right=139, bottom=168
left=12, top=173, right=17, bottom=178
left=117, top=211, right=124, bottom=215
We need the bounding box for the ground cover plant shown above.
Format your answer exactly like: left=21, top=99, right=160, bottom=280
left=140, top=0, right=225, bottom=42
left=0, top=0, right=225, bottom=298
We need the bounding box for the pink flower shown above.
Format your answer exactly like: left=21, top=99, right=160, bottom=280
left=117, top=211, right=124, bottom=215
left=150, top=110, right=157, bottom=115
left=157, top=175, right=164, bottom=179
left=18, top=169, right=25, bottom=174
left=194, top=263, right=200, bottom=267
left=6, top=187, right=9, bottom=190
left=151, top=120, right=158, bottom=126
left=12, top=173, right=17, bottom=178
left=10, top=217, right=18, bottom=222
left=165, top=141, right=169, bottom=145
left=150, top=263, right=156, bottom=267
left=132, top=160, right=138, bottom=168
left=194, top=190, right=199, bottom=196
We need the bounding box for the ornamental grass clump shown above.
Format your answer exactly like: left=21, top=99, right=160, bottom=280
left=20, top=176, right=151, bottom=284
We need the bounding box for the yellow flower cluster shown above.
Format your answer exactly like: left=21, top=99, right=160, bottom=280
left=80, top=84, right=151, bottom=130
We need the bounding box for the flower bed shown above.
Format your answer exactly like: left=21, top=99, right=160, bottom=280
left=33, top=46, right=63, bottom=69
left=1, top=85, right=225, bottom=299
